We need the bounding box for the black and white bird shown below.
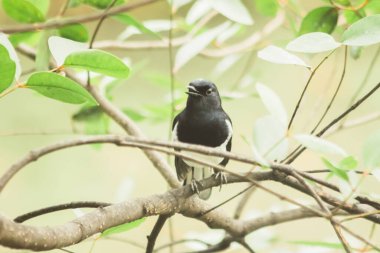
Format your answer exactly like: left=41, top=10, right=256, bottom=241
left=172, top=79, right=233, bottom=200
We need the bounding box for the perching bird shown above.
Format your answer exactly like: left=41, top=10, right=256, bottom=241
left=172, top=79, right=233, bottom=200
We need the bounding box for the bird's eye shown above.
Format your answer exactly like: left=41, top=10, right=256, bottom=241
left=206, top=88, right=212, bottom=95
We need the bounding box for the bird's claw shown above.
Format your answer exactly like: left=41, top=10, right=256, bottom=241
left=214, top=171, right=228, bottom=191
left=190, top=179, right=201, bottom=195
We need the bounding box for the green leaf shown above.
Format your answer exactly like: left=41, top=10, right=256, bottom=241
left=58, top=24, right=89, bottom=42
left=2, top=0, right=45, bottom=23
left=28, top=0, right=50, bottom=15
left=101, top=218, right=146, bottom=237
left=343, top=10, right=363, bottom=25
left=287, top=32, right=341, bottom=53
left=122, top=108, right=146, bottom=122
left=68, top=0, right=81, bottom=7
left=26, top=72, right=97, bottom=105
left=0, top=45, right=16, bottom=93
left=0, top=33, right=21, bottom=83
left=342, top=14, right=380, bottom=46
left=289, top=240, right=343, bottom=249
left=257, top=45, right=310, bottom=68
left=255, top=0, right=279, bottom=17
left=322, top=158, right=349, bottom=181
left=339, top=156, right=358, bottom=171
left=299, top=7, right=338, bottom=35
left=365, top=0, right=380, bottom=15
left=331, top=0, right=350, bottom=6
left=73, top=106, right=109, bottom=135
left=80, top=0, right=123, bottom=9
left=363, top=130, right=380, bottom=168
left=8, top=32, right=40, bottom=47
left=294, top=134, right=347, bottom=157
left=64, top=49, right=130, bottom=78
left=112, top=14, right=159, bottom=38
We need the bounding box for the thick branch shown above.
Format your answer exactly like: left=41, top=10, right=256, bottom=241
left=0, top=173, right=272, bottom=250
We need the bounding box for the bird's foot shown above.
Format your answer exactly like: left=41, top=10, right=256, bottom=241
left=214, top=171, right=228, bottom=191
left=190, top=179, right=202, bottom=195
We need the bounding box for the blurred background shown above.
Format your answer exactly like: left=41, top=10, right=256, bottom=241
left=0, top=0, right=379, bottom=252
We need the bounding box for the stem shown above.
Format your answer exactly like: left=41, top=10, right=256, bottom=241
left=286, top=81, right=380, bottom=163
left=146, top=215, right=170, bottom=253
left=287, top=49, right=336, bottom=130
left=310, top=46, right=348, bottom=134
left=0, top=84, right=23, bottom=99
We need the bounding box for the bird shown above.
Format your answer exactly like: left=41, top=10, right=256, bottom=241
left=172, top=79, right=233, bottom=200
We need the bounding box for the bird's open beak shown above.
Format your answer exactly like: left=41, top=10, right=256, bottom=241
left=185, top=85, right=202, bottom=97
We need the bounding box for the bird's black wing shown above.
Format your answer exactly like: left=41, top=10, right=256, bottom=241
left=172, top=113, right=191, bottom=182
left=219, top=114, right=232, bottom=167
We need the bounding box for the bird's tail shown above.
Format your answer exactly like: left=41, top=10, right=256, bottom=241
left=186, top=167, right=213, bottom=200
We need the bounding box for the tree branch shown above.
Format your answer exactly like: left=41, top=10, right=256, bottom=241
left=0, top=0, right=161, bottom=34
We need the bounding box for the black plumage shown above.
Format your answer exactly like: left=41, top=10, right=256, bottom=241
left=172, top=79, right=232, bottom=200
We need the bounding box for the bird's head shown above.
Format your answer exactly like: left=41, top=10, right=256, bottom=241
left=185, top=79, right=221, bottom=109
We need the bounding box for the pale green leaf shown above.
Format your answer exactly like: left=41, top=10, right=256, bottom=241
left=257, top=45, right=310, bottom=68
left=256, top=83, right=287, bottom=127
left=26, top=72, right=97, bottom=105
left=294, top=134, right=347, bottom=157
left=186, top=0, right=212, bottom=24
left=342, top=14, right=380, bottom=46
left=101, top=218, right=146, bottom=237
left=174, top=22, right=230, bottom=71
left=113, top=14, right=159, bottom=38
left=211, top=0, right=253, bottom=25
left=253, top=115, right=289, bottom=162
left=64, top=49, right=130, bottom=78
left=362, top=130, right=380, bottom=168
left=286, top=32, right=341, bottom=53
left=118, top=20, right=172, bottom=40
left=289, top=240, right=343, bottom=249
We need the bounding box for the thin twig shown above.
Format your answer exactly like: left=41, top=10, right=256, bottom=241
left=14, top=201, right=111, bottom=223
left=287, top=49, right=336, bottom=130
left=154, top=239, right=211, bottom=252
left=310, top=46, right=348, bottom=134
left=234, top=185, right=257, bottom=219
left=338, top=45, right=380, bottom=128
left=146, top=215, right=171, bottom=253
left=199, top=185, right=254, bottom=217
left=286, top=81, right=380, bottom=163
